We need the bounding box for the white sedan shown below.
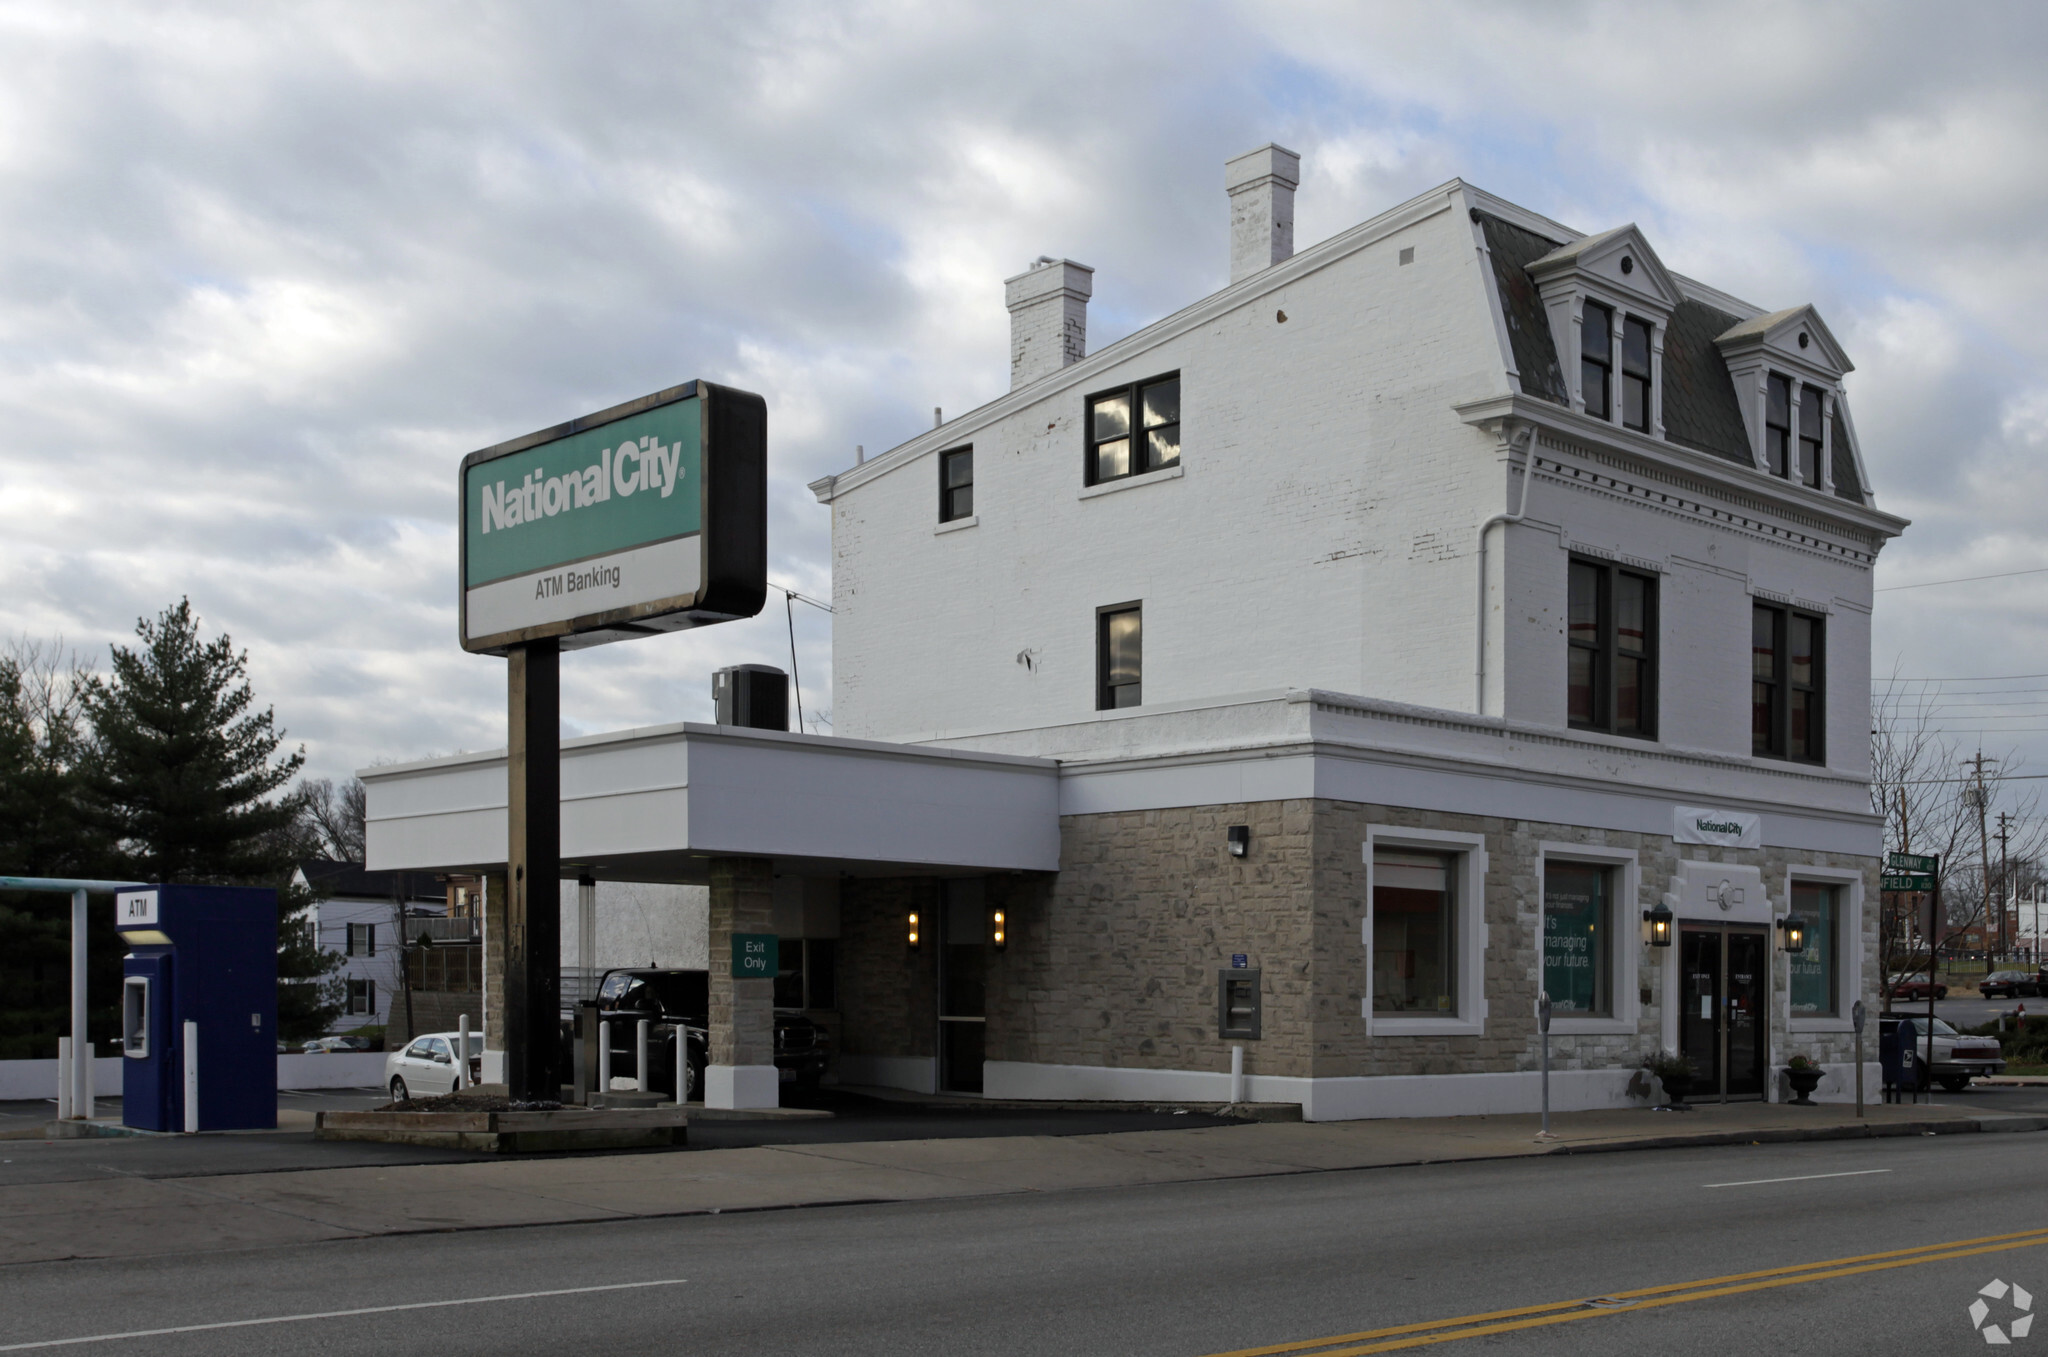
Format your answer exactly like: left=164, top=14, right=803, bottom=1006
left=384, top=1032, right=485, bottom=1101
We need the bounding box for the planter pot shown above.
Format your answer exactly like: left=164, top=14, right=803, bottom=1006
left=1656, top=1074, right=1693, bottom=1107
left=1785, top=1068, right=1823, bottom=1106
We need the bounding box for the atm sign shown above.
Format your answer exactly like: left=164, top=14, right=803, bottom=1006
left=116, top=891, right=159, bottom=926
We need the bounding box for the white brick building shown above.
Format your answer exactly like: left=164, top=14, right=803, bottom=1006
left=369, top=146, right=1906, bottom=1118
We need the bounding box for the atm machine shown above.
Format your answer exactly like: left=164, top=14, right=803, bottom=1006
left=117, top=883, right=278, bottom=1132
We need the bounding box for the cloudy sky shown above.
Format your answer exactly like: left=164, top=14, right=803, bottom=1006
left=4, top=1, right=2047, bottom=787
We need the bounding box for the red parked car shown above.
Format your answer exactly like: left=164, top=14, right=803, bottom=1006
left=1891, top=975, right=1949, bottom=1001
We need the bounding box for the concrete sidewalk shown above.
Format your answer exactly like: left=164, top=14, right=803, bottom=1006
left=2, top=1100, right=2039, bottom=1268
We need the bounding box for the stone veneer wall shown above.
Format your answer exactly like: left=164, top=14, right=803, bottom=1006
left=820, top=798, right=1879, bottom=1092
left=836, top=877, right=941, bottom=1062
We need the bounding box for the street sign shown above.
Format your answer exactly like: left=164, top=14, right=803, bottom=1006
left=458, top=380, right=766, bottom=655
left=1882, top=873, right=1935, bottom=893
left=731, top=933, right=778, bottom=980
left=1231, top=954, right=1248, bottom=969
left=1887, top=851, right=1938, bottom=873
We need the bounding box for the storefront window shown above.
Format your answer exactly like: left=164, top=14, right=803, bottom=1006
left=1789, top=882, right=1839, bottom=1016
left=1373, top=849, right=1456, bottom=1013
left=1543, top=861, right=1612, bottom=1016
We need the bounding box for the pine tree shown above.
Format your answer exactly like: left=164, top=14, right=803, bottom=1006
left=80, top=598, right=305, bottom=882
left=79, top=599, right=342, bottom=1037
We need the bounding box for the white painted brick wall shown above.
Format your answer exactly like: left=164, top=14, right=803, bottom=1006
left=828, top=182, right=1884, bottom=782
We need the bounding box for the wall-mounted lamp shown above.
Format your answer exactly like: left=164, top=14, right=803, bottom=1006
left=1777, top=915, right=1808, bottom=954
left=907, top=911, right=921, bottom=949
left=992, top=909, right=1007, bottom=949
left=1227, top=826, right=1250, bottom=858
left=1642, top=902, right=1674, bottom=948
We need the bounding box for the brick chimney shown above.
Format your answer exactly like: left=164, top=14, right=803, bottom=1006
left=1004, top=256, right=1093, bottom=390
left=1225, top=143, right=1300, bottom=283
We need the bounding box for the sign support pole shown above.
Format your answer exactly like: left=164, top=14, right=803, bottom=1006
left=71, top=887, right=89, bottom=1120
left=504, top=639, right=561, bottom=1103
left=1925, top=875, right=1939, bottom=1105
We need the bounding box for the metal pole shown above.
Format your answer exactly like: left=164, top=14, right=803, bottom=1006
left=1853, top=999, right=1866, bottom=1119
left=636, top=1018, right=650, bottom=1094
left=1230, top=1043, right=1245, bottom=1105
left=675, top=1026, right=687, bottom=1104
left=458, top=1014, right=470, bottom=1090
left=56, top=1037, right=72, bottom=1121
left=182, top=1020, right=199, bottom=1133
left=577, top=876, right=596, bottom=1007
left=71, top=887, right=89, bottom=1119
left=1536, top=991, right=1554, bottom=1139
left=599, top=1018, right=612, bottom=1095
left=504, top=639, right=562, bottom=1104
left=1927, top=875, right=1940, bottom=1104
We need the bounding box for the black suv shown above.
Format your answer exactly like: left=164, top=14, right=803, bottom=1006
left=567, top=968, right=828, bottom=1100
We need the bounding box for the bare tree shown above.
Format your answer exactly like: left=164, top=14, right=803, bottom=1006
left=299, top=776, right=367, bottom=863
left=1871, top=672, right=2048, bottom=1000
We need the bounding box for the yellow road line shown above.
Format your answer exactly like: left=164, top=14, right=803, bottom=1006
left=1200, top=1226, right=2048, bottom=1357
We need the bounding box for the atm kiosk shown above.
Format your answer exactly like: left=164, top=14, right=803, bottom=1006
left=117, top=884, right=278, bottom=1132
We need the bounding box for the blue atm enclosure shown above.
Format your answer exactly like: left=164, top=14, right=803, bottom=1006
left=118, top=884, right=278, bottom=1132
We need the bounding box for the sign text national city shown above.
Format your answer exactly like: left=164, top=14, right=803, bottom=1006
left=458, top=381, right=766, bottom=654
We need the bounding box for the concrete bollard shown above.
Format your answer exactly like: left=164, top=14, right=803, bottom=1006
left=1230, top=1044, right=1245, bottom=1105
left=599, top=1020, right=612, bottom=1092
left=636, top=1019, right=650, bottom=1094
left=182, top=1021, right=199, bottom=1134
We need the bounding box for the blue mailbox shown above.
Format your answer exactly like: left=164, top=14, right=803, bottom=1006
left=117, top=883, right=278, bottom=1132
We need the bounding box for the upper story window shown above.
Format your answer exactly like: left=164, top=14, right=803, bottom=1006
left=1088, top=374, right=1179, bottom=484
left=1581, top=302, right=1613, bottom=420
left=1097, top=603, right=1141, bottom=709
left=1568, top=559, right=1656, bottom=738
left=1621, top=317, right=1653, bottom=432
left=1797, top=385, right=1825, bottom=489
left=939, top=446, right=973, bottom=522
left=1752, top=603, right=1823, bottom=762
left=346, top=922, right=375, bottom=956
left=1765, top=374, right=1793, bottom=478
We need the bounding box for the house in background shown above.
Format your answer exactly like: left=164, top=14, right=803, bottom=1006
left=293, top=860, right=447, bottom=1037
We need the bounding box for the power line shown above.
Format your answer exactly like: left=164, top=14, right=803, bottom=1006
left=1877, top=565, right=2048, bottom=592
left=1880, top=672, right=2048, bottom=684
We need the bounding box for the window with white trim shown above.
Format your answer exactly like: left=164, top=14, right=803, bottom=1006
left=1543, top=861, right=1613, bottom=1016
left=1372, top=848, right=1456, bottom=1014
left=1788, top=881, right=1840, bottom=1017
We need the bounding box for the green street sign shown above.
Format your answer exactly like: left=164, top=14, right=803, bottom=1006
left=731, top=933, right=778, bottom=980
left=1887, top=851, right=1938, bottom=873
left=1882, top=873, right=1935, bottom=893
left=458, top=380, right=766, bottom=655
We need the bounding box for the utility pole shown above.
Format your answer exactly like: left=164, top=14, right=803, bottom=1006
left=1997, top=812, right=2013, bottom=959
left=1965, top=751, right=1996, bottom=968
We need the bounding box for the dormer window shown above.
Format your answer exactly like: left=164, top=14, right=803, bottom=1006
left=1621, top=317, right=1653, bottom=432
left=1581, top=301, right=1613, bottom=420
left=1765, top=374, right=1792, bottom=477
left=1798, top=385, right=1825, bottom=488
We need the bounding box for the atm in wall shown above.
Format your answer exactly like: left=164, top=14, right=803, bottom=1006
left=117, top=884, right=278, bottom=1132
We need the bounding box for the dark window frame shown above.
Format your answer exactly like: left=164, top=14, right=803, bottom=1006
left=1752, top=602, right=1825, bottom=762
left=938, top=445, right=973, bottom=523
left=1567, top=557, right=1658, bottom=739
left=1096, top=601, right=1142, bottom=711
left=1765, top=373, right=1793, bottom=478
left=1621, top=315, right=1653, bottom=432
left=1581, top=300, right=1614, bottom=420
left=1085, top=372, right=1181, bottom=486
left=1797, top=384, right=1825, bottom=489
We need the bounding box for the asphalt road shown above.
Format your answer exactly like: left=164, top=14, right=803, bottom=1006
left=5, top=1123, right=2047, bottom=1355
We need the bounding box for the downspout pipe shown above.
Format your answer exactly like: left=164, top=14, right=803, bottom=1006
left=1474, top=425, right=1536, bottom=716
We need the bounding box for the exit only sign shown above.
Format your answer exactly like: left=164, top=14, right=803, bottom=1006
left=731, top=933, right=778, bottom=979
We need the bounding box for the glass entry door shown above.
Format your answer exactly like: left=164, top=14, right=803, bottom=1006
left=1679, top=925, right=1769, bottom=1101
left=938, top=880, right=986, bottom=1093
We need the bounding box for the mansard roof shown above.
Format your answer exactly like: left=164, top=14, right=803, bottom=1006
left=1473, top=209, right=1864, bottom=504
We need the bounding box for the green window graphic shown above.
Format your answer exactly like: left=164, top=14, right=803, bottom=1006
left=1543, top=862, right=1611, bottom=1016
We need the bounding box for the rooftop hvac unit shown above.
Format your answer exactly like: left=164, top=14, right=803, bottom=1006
left=713, top=664, right=788, bottom=731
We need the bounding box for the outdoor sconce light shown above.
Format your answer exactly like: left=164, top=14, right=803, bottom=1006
left=1642, top=902, right=1674, bottom=948
left=1227, top=826, right=1250, bottom=858
left=1778, top=915, right=1808, bottom=954
left=907, top=911, right=920, bottom=949
left=992, top=909, right=1007, bottom=949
